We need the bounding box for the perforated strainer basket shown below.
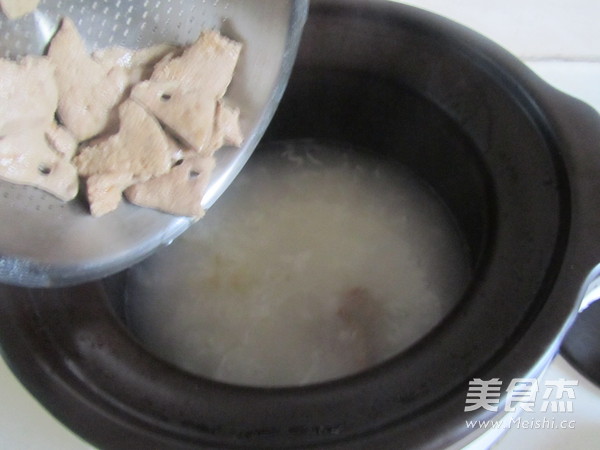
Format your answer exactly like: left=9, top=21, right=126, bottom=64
left=0, top=0, right=308, bottom=287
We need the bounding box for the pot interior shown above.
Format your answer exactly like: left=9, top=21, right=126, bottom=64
left=120, top=149, right=474, bottom=385
left=101, top=0, right=570, bottom=404
left=103, top=63, right=491, bottom=386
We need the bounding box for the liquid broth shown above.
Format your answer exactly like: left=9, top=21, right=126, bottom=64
left=126, top=141, right=470, bottom=386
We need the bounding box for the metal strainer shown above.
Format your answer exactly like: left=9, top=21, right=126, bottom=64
left=0, top=0, right=308, bottom=287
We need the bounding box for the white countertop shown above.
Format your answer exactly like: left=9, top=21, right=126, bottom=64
left=493, top=355, right=600, bottom=450
left=1, top=0, right=599, bottom=448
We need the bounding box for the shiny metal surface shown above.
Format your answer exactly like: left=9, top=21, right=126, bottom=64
left=0, top=0, right=308, bottom=287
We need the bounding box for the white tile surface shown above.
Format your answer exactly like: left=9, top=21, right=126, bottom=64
left=0, top=358, right=91, bottom=449
left=1, top=1, right=599, bottom=449
left=527, top=61, right=600, bottom=112
left=492, top=356, right=600, bottom=449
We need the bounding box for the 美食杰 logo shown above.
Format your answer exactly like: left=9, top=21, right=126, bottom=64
left=463, top=377, right=579, bottom=431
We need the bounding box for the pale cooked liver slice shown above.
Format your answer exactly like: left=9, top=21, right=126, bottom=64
left=48, top=17, right=130, bottom=141
left=125, top=155, right=216, bottom=219
left=0, top=55, right=78, bottom=201
left=131, top=31, right=242, bottom=152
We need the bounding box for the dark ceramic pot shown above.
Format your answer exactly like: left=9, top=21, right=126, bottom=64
left=1, top=1, right=599, bottom=448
